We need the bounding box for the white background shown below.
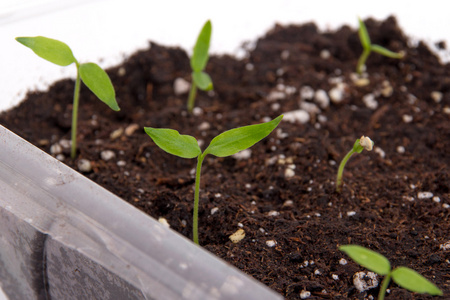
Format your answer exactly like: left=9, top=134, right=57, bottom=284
left=0, top=0, right=449, bottom=298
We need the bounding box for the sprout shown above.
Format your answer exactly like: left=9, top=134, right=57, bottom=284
left=145, top=115, right=283, bottom=245
left=187, top=20, right=213, bottom=113
left=336, top=136, right=373, bottom=193
left=339, top=245, right=443, bottom=299
left=16, top=36, right=119, bottom=159
left=357, top=18, right=405, bottom=74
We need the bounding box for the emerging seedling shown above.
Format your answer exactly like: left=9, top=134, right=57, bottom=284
left=339, top=245, right=443, bottom=299
left=145, top=115, right=283, bottom=245
left=357, top=18, right=405, bottom=74
left=16, top=36, right=120, bottom=159
left=187, top=20, right=213, bottom=113
left=336, top=136, right=373, bottom=193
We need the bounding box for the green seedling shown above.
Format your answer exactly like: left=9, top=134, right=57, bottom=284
left=336, top=136, right=373, bottom=193
left=145, top=115, right=283, bottom=245
left=187, top=20, right=213, bottom=113
left=357, top=18, right=405, bottom=74
left=340, top=245, right=443, bottom=299
left=16, top=36, right=120, bottom=159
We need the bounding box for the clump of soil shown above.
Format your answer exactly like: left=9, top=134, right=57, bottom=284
left=1, top=16, right=449, bottom=299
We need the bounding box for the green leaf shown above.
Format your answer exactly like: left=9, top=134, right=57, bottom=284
left=391, top=267, right=443, bottom=296
left=371, top=44, right=405, bottom=59
left=79, top=63, right=120, bottom=111
left=358, top=18, right=371, bottom=50
left=144, top=127, right=201, bottom=159
left=339, top=245, right=391, bottom=275
left=16, top=36, right=76, bottom=66
left=204, top=115, right=283, bottom=157
left=192, top=71, right=213, bottom=91
left=190, top=20, right=212, bottom=72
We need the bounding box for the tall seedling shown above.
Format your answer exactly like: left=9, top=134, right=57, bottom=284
left=187, top=20, right=213, bottom=113
left=16, top=36, right=120, bottom=159
left=145, top=115, right=283, bottom=245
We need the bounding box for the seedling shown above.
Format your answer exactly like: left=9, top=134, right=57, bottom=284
left=16, top=36, right=120, bottom=159
left=339, top=245, right=443, bottom=299
left=145, top=115, right=283, bottom=245
left=357, top=18, right=405, bottom=74
left=336, top=136, right=373, bottom=193
left=187, top=20, right=213, bottom=113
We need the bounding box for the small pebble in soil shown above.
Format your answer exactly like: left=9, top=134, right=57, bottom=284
left=374, top=147, right=386, bottom=158
left=440, top=241, right=450, bottom=251
left=329, top=84, right=346, bottom=105
left=433, top=196, right=440, bottom=203
left=300, top=101, right=320, bottom=115
left=56, top=154, right=65, bottom=161
left=101, top=150, right=116, bottom=161
left=158, top=217, right=170, bottom=228
left=117, top=67, right=126, bottom=76
left=300, top=86, right=314, bottom=100
left=380, top=80, right=393, bottom=97
left=245, top=63, right=254, bottom=71
left=125, top=124, right=139, bottom=136
left=353, top=271, right=379, bottom=292
left=267, top=211, right=280, bottom=217
left=347, top=211, right=356, bottom=217
left=192, top=107, right=203, bottom=116
left=443, top=106, right=450, bottom=114
left=77, top=159, right=92, bottom=173
left=266, top=240, right=277, bottom=247
left=363, top=93, right=378, bottom=109
left=173, top=77, right=190, bottom=95
left=229, top=229, right=245, bottom=243
left=417, top=191, right=433, bottom=199
left=210, top=207, right=219, bottom=215
left=232, top=149, right=251, bottom=160
left=281, top=50, right=290, bottom=60
left=332, top=274, right=339, bottom=280
left=117, top=160, right=126, bottom=167
left=314, top=89, right=330, bottom=108
left=314, top=269, right=321, bottom=275
left=284, top=168, right=295, bottom=178
left=267, top=90, right=286, bottom=101
left=110, top=127, right=123, bottom=140
left=396, top=146, right=406, bottom=153
left=339, top=258, right=348, bottom=265
left=320, top=49, right=331, bottom=59
left=59, top=139, right=71, bottom=149
left=282, top=200, right=294, bottom=207
left=431, top=91, right=443, bottom=103
left=283, top=110, right=310, bottom=124
left=443, top=203, right=449, bottom=209
left=300, top=290, right=311, bottom=299
left=402, top=114, right=413, bottom=123
left=197, top=121, right=210, bottom=131
left=50, top=143, right=63, bottom=155
left=271, top=102, right=280, bottom=111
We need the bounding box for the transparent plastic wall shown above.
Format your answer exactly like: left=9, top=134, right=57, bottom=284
left=0, top=126, right=283, bottom=299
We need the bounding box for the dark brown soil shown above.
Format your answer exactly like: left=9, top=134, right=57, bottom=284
left=1, top=16, right=449, bottom=299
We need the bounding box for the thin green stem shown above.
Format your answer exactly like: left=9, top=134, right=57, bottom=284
left=336, top=148, right=356, bottom=193
left=357, top=48, right=371, bottom=74
left=187, top=82, right=197, bottom=113
left=378, top=272, right=392, bottom=300
left=193, top=153, right=205, bottom=245
left=71, top=64, right=81, bottom=159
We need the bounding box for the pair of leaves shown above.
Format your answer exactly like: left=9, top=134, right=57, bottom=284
left=190, top=20, right=213, bottom=91
left=16, top=36, right=119, bottom=111
left=358, top=18, right=404, bottom=59
left=339, top=245, right=443, bottom=296
left=144, top=115, right=283, bottom=160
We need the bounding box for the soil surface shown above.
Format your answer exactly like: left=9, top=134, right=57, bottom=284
left=1, top=16, right=449, bottom=299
